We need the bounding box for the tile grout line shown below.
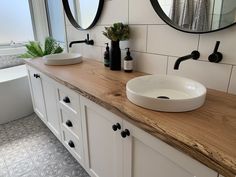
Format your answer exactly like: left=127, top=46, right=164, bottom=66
left=197, top=34, right=200, bottom=50
left=166, top=56, right=169, bottom=75
left=226, top=65, right=234, bottom=93
left=146, top=25, right=148, bottom=53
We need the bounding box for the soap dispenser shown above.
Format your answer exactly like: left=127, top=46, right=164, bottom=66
left=104, top=43, right=110, bottom=67
left=124, top=48, right=133, bottom=72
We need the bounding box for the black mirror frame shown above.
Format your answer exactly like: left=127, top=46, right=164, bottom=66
left=62, top=0, right=104, bottom=30
left=150, top=0, right=236, bottom=34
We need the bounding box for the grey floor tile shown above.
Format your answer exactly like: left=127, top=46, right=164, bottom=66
left=37, top=161, right=65, bottom=177
left=8, top=158, right=35, bottom=177
left=32, top=151, right=56, bottom=167
left=4, top=149, right=30, bottom=166
left=19, top=170, right=39, bottom=177
left=0, top=132, right=9, bottom=145
left=0, top=113, right=90, bottom=177
left=0, top=157, right=6, bottom=169
left=0, top=166, right=9, bottom=177
left=59, top=165, right=90, bottom=177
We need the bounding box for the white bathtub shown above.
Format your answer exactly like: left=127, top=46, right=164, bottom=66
left=0, top=65, right=33, bottom=124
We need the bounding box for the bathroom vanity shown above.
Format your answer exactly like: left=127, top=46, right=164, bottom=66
left=25, top=58, right=236, bottom=177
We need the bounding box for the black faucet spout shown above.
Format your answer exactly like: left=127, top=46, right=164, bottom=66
left=174, top=50, right=200, bottom=70
left=69, top=34, right=94, bottom=48
left=69, top=40, right=87, bottom=47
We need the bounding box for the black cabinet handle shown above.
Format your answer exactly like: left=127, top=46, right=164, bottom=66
left=66, top=120, right=73, bottom=127
left=33, top=74, right=40, bottom=78
left=63, top=96, right=70, bottom=103
left=121, top=129, right=130, bottom=138
left=68, top=140, right=75, bottom=148
left=112, top=123, right=121, bottom=131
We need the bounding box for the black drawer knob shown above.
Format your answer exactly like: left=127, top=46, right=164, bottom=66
left=34, top=74, right=40, bottom=78
left=121, top=129, right=130, bottom=138
left=66, top=120, right=73, bottom=127
left=68, top=140, right=75, bottom=148
left=112, top=123, right=121, bottom=131
left=63, top=96, right=70, bottom=103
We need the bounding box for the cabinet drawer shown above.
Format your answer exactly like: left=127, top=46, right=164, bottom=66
left=60, top=108, right=81, bottom=139
left=62, top=127, right=83, bottom=164
left=58, top=86, right=80, bottom=114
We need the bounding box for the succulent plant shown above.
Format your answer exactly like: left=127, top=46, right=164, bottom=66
left=103, top=23, right=129, bottom=42
left=19, top=37, right=63, bottom=59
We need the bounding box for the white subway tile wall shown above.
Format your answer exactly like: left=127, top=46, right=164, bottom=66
left=167, top=57, right=232, bottom=92
left=65, top=0, right=236, bottom=95
left=199, top=26, right=236, bottom=65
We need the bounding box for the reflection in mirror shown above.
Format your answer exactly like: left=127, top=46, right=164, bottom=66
left=63, top=0, right=104, bottom=29
left=151, top=0, right=236, bottom=33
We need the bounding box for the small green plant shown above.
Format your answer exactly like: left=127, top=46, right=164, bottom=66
left=103, top=22, right=129, bottom=42
left=19, top=37, right=63, bottom=58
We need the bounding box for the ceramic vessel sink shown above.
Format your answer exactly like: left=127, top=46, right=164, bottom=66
left=43, top=53, right=82, bottom=65
left=126, top=75, right=206, bottom=112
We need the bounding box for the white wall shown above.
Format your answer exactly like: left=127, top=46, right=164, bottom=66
left=65, top=0, right=236, bottom=95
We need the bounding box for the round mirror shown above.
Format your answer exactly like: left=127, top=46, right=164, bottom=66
left=62, top=0, right=104, bottom=30
left=150, top=0, right=236, bottom=34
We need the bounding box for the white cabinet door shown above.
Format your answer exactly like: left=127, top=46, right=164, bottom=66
left=42, top=76, right=61, bottom=140
left=27, top=67, right=47, bottom=123
left=123, top=120, right=218, bottom=177
left=80, top=96, right=123, bottom=177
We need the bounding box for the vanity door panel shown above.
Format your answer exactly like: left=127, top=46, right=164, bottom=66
left=80, top=96, right=123, bottom=177
left=42, top=75, right=61, bottom=140
left=123, top=120, right=218, bottom=177
left=27, top=66, right=47, bottom=123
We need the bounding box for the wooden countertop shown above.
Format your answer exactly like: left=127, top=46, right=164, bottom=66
left=25, top=58, right=236, bottom=177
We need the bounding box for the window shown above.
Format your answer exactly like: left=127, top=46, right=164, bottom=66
left=0, top=0, right=35, bottom=46
left=45, top=0, right=65, bottom=43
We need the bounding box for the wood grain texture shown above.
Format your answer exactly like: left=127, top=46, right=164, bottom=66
left=25, top=58, right=236, bottom=177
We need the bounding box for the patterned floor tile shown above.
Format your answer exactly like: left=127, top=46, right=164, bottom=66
left=0, top=166, right=9, bottom=177
left=0, top=113, right=90, bottom=177
left=0, top=132, right=9, bottom=145
left=19, top=170, right=39, bottom=177
left=37, top=161, right=65, bottom=177
left=0, top=157, right=6, bottom=168
left=4, top=149, right=30, bottom=166
left=8, top=158, right=35, bottom=177
left=58, top=165, right=90, bottom=177
left=32, top=151, right=57, bottom=167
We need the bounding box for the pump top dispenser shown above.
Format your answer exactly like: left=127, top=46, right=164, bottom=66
left=104, top=43, right=110, bottom=67
left=124, top=48, right=133, bottom=72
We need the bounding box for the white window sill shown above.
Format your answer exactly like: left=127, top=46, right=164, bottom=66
left=0, top=47, right=26, bottom=55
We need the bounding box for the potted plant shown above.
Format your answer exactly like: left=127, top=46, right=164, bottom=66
left=19, top=37, right=63, bottom=59
left=103, top=23, right=129, bottom=70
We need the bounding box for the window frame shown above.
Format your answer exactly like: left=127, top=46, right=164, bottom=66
left=0, top=0, right=37, bottom=48
left=44, top=0, right=68, bottom=52
left=44, top=0, right=67, bottom=43
left=0, top=0, right=68, bottom=53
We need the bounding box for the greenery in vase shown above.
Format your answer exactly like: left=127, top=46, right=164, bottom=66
left=19, top=37, right=63, bottom=59
left=103, top=22, right=129, bottom=42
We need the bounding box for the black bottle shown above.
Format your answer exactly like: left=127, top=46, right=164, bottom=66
left=124, top=48, right=133, bottom=72
left=104, top=43, right=110, bottom=67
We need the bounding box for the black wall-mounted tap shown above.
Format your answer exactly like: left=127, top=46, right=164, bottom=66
left=174, top=50, right=200, bottom=70
left=69, top=34, right=94, bottom=48
left=208, top=41, right=223, bottom=63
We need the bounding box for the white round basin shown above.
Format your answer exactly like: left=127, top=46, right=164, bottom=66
left=43, top=53, right=82, bottom=65
left=126, top=75, right=207, bottom=112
